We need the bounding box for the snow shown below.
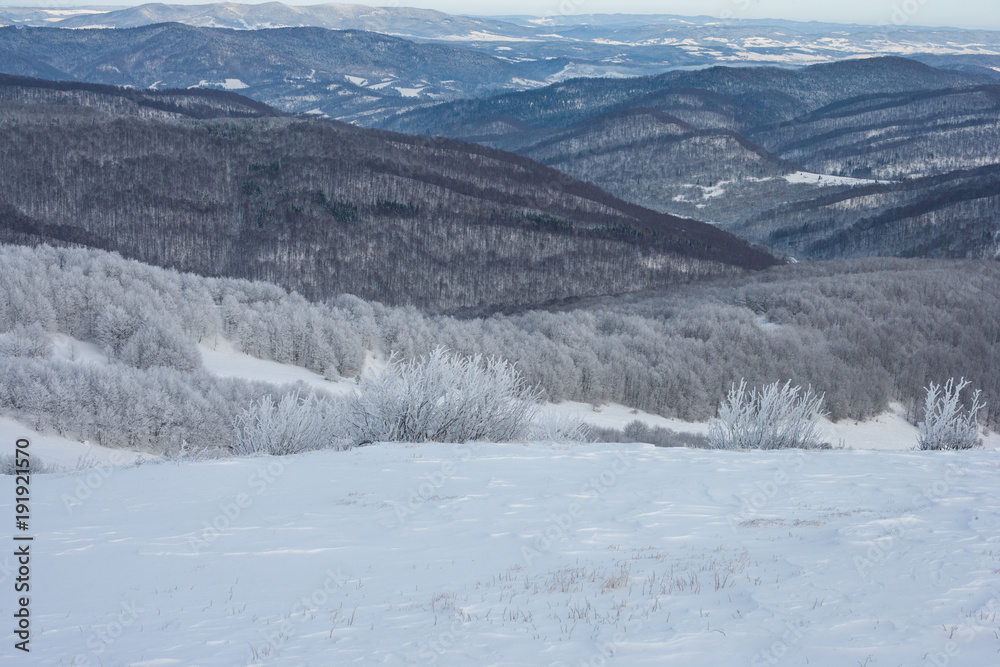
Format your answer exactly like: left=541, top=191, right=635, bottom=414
left=190, top=79, right=251, bottom=91
left=51, top=333, right=107, bottom=367
left=541, top=400, right=710, bottom=435
left=198, top=337, right=359, bottom=397
left=35, top=9, right=108, bottom=16
left=5, top=331, right=1000, bottom=663
left=344, top=75, right=368, bottom=87
left=395, top=87, right=426, bottom=98
left=436, top=31, right=539, bottom=43
left=27, top=334, right=1000, bottom=464
left=0, top=417, right=154, bottom=470
left=784, top=171, right=882, bottom=187
left=545, top=399, right=1000, bottom=451
left=823, top=403, right=924, bottom=451
left=6, top=442, right=1000, bottom=665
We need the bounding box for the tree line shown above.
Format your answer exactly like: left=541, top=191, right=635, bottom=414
left=0, top=245, right=996, bottom=455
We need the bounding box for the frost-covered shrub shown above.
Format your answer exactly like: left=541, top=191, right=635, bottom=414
left=917, top=378, right=985, bottom=450
left=708, top=380, right=827, bottom=450
left=231, top=391, right=346, bottom=456
left=344, top=347, right=540, bottom=445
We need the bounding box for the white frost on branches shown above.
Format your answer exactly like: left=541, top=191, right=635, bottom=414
left=708, top=380, right=827, bottom=450
left=343, top=347, right=541, bottom=445
left=917, top=378, right=985, bottom=450
left=231, top=391, right=345, bottom=456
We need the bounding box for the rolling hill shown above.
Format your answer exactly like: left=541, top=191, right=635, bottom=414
left=0, top=75, right=776, bottom=311
left=0, top=22, right=566, bottom=122
left=382, top=58, right=1000, bottom=259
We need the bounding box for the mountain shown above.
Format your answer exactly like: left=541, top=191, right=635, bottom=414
left=0, top=75, right=776, bottom=312
left=3, top=4, right=999, bottom=78
left=513, top=108, right=795, bottom=219
left=0, top=22, right=566, bottom=123
left=0, top=72, right=283, bottom=117
left=747, top=84, right=1000, bottom=179
left=381, top=58, right=1000, bottom=260
left=384, top=57, right=992, bottom=137
left=19, top=2, right=539, bottom=39
left=0, top=13, right=995, bottom=260
left=2, top=6, right=997, bottom=123
left=732, top=165, right=1000, bottom=259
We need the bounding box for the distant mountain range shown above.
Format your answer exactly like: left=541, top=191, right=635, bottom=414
left=0, top=75, right=774, bottom=311
left=3, top=3, right=1000, bottom=79
left=0, top=3, right=539, bottom=37
left=0, top=22, right=571, bottom=123
left=379, top=57, right=1000, bottom=260
left=0, top=4, right=996, bottom=261
left=1, top=3, right=999, bottom=124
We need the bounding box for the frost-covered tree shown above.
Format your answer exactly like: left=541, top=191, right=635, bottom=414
left=917, top=378, right=985, bottom=450
left=94, top=304, right=140, bottom=356
left=231, top=390, right=345, bottom=456
left=0, top=323, right=52, bottom=359
left=343, top=347, right=540, bottom=445
left=118, top=317, right=201, bottom=372
left=708, top=380, right=827, bottom=450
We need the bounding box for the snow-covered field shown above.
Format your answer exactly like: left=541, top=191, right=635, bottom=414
left=3, top=441, right=1000, bottom=666
left=2, top=340, right=999, bottom=665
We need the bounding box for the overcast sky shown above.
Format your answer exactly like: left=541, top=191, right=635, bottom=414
left=393, top=0, right=999, bottom=30
left=36, top=1, right=1000, bottom=31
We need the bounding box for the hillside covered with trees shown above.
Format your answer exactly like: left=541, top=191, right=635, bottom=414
left=383, top=58, right=1000, bottom=260
left=1, top=244, right=996, bottom=454
left=0, top=76, right=774, bottom=311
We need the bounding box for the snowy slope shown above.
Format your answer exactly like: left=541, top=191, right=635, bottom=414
left=541, top=400, right=1000, bottom=451
left=7, top=334, right=999, bottom=471
left=3, top=443, right=1000, bottom=665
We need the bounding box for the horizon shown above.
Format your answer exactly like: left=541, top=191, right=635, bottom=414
left=2, top=1, right=999, bottom=32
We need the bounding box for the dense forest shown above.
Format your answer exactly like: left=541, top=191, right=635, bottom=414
left=737, top=165, right=1000, bottom=258
left=382, top=58, right=990, bottom=140
left=0, top=77, right=774, bottom=312
left=0, top=244, right=996, bottom=454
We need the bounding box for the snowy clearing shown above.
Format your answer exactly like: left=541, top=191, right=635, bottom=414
left=220, top=79, right=249, bottom=90
left=783, top=171, right=882, bottom=187
left=395, top=87, right=426, bottom=98
left=198, top=338, right=358, bottom=397
left=4, top=443, right=1000, bottom=665
left=544, top=399, right=1000, bottom=451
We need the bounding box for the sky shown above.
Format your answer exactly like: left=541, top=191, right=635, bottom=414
left=15, top=0, right=1000, bottom=31
left=393, top=0, right=1000, bottom=30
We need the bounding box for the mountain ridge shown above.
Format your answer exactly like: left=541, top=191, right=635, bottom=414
left=0, top=74, right=777, bottom=311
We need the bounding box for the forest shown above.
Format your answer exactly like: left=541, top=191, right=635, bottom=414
left=0, top=244, right=995, bottom=456
left=0, top=77, right=773, bottom=312
left=380, top=58, right=1000, bottom=261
